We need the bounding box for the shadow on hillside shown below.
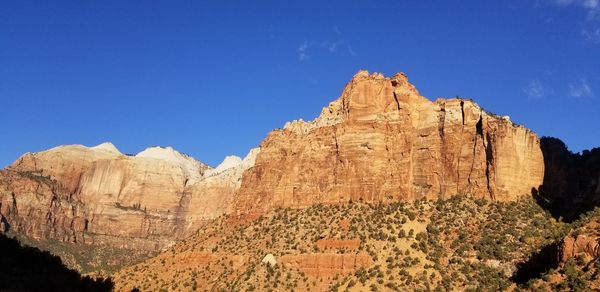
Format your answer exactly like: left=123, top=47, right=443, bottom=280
left=0, top=234, right=113, bottom=292
left=532, top=137, right=600, bottom=222
left=511, top=241, right=561, bottom=285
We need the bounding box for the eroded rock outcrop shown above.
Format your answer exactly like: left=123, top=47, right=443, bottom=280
left=235, top=71, right=544, bottom=214
left=0, top=143, right=259, bottom=250
left=559, top=218, right=600, bottom=262
left=280, top=252, right=373, bottom=277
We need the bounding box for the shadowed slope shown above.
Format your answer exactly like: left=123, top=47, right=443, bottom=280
left=536, top=137, right=600, bottom=221
left=0, top=234, right=113, bottom=291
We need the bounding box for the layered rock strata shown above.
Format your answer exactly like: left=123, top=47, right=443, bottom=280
left=235, top=71, right=544, bottom=214
left=0, top=143, right=259, bottom=250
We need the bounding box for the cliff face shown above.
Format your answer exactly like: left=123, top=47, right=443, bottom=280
left=235, top=71, right=544, bottom=214
left=0, top=143, right=258, bottom=250
left=0, top=70, right=547, bottom=250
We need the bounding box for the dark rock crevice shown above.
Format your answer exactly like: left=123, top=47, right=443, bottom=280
left=460, top=100, right=465, bottom=126
left=484, top=131, right=495, bottom=200
left=392, top=92, right=401, bottom=110
left=437, top=104, right=447, bottom=197
left=438, top=104, right=446, bottom=141
left=467, top=113, right=483, bottom=186
left=11, top=192, right=18, bottom=215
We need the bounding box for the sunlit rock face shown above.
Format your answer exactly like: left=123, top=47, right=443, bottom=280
left=0, top=70, right=546, bottom=250
left=234, top=71, right=544, bottom=214
left=0, top=143, right=258, bottom=251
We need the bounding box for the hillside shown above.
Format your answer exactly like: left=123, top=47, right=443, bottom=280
left=113, top=196, right=599, bottom=291
left=1, top=71, right=598, bottom=291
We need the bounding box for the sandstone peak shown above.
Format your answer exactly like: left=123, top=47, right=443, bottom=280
left=349, top=70, right=412, bottom=89
left=91, top=142, right=121, bottom=154
left=283, top=71, right=424, bottom=135
left=10, top=142, right=123, bottom=171
left=235, top=70, right=544, bottom=214
left=352, top=69, right=371, bottom=79
left=213, top=155, right=243, bottom=172
left=136, top=146, right=207, bottom=183
left=203, top=148, right=260, bottom=177
left=136, top=146, right=195, bottom=164
left=241, top=147, right=260, bottom=167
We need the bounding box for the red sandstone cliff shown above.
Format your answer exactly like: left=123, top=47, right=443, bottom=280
left=234, top=71, right=544, bottom=214
left=1, top=70, right=546, bottom=250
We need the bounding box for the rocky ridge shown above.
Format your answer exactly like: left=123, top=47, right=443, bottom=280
left=1, top=70, right=546, bottom=252
left=0, top=143, right=259, bottom=251
left=0, top=70, right=562, bottom=282
left=234, top=71, right=544, bottom=214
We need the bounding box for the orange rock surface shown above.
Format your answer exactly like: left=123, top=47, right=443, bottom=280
left=280, top=252, right=373, bottom=277
left=559, top=218, right=600, bottom=262
left=1, top=70, right=547, bottom=253
left=235, top=71, right=544, bottom=214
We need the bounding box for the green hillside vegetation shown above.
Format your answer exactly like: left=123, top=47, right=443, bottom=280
left=114, top=196, right=598, bottom=291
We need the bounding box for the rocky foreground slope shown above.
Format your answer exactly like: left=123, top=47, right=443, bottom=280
left=235, top=71, right=544, bottom=214
left=0, top=143, right=258, bottom=251
left=114, top=196, right=600, bottom=291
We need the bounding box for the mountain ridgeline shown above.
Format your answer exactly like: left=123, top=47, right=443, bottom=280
left=0, top=71, right=598, bottom=290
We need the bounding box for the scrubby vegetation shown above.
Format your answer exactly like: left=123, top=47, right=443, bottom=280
left=113, top=196, right=598, bottom=291
left=524, top=209, right=600, bottom=291
left=14, top=235, right=155, bottom=276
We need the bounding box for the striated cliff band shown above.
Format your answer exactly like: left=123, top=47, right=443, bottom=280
left=0, top=142, right=259, bottom=251
left=234, top=70, right=544, bottom=214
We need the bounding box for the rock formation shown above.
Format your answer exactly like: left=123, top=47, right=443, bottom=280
left=0, top=143, right=259, bottom=250
left=280, top=252, right=373, bottom=277
left=559, top=218, right=600, bottom=262
left=1, top=70, right=548, bottom=252
left=234, top=71, right=544, bottom=214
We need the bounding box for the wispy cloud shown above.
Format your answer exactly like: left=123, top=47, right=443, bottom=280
left=582, top=27, right=600, bottom=42
left=547, top=0, right=600, bottom=43
left=332, top=26, right=342, bottom=36
left=552, top=0, right=600, bottom=18
left=296, top=26, right=356, bottom=61
left=322, top=40, right=342, bottom=53
left=568, top=79, right=593, bottom=97
left=348, top=46, right=358, bottom=56
left=523, top=80, right=553, bottom=99
left=298, top=40, right=310, bottom=61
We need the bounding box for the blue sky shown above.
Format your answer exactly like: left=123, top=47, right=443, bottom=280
left=1, top=1, right=599, bottom=167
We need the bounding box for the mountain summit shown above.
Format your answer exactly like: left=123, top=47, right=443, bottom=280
left=235, top=71, right=544, bottom=214
left=0, top=71, right=547, bottom=274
